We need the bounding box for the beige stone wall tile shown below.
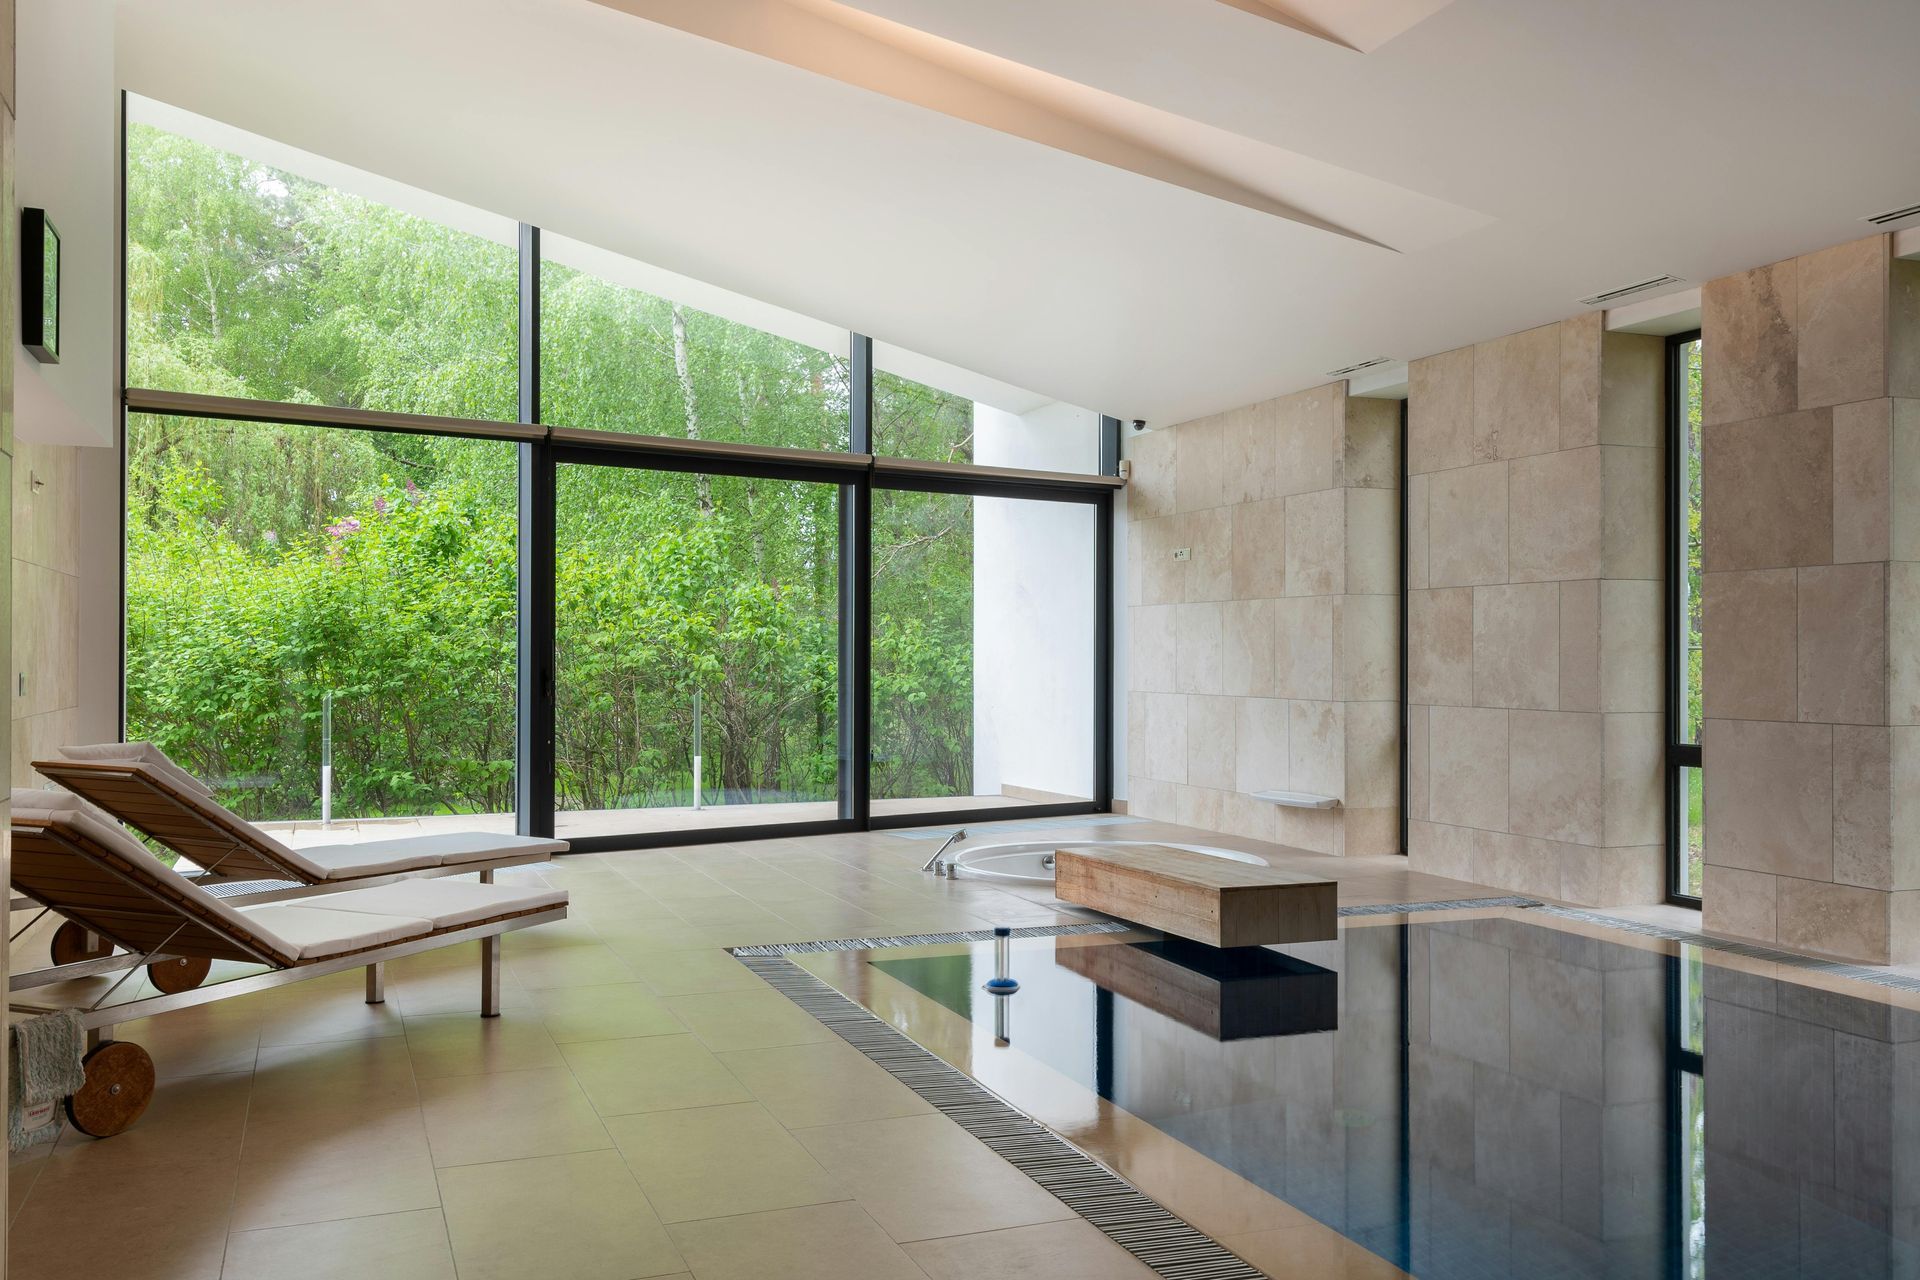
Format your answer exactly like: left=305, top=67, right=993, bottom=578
left=1343, top=806, right=1400, bottom=856
left=1131, top=691, right=1187, bottom=784
left=1287, top=699, right=1345, bottom=799
left=1703, top=717, right=1833, bottom=881
left=1345, top=488, right=1399, bottom=596
left=1473, top=583, right=1560, bottom=711
left=1235, top=399, right=1281, bottom=505
left=13, top=441, right=79, bottom=575
left=1471, top=829, right=1562, bottom=900
left=1559, top=313, right=1604, bottom=450
left=1273, top=595, right=1336, bottom=701
left=1796, top=562, right=1886, bottom=726
left=1700, top=569, right=1797, bottom=722
left=1233, top=697, right=1288, bottom=796
left=1409, top=587, right=1473, bottom=706
left=1186, top=694, right=1238, bottom=792
left=1428, top=705, right=1509, bottom=832
left=1228, top=497, right=1287, bottom=599
left=1221, top=598, right=1278, bottom=697
left=1128, top=775, right=1177, bottom=823
left=1174, top=784, right=1227, bottom=833
left=1833, top=724, right=1892, bottom=891
left=1409, top=820, right=1474, bottom=881
left=1408, top=346, right=1473, bottom=475
left=1408, top=703, right=1430, bottom=822
left=1174, top=414, right=1231, bottom=513
left=15, top=709, right=79, bottom=790
left=1344, top=700, right=1400, bottom=809
left=1892, top=258, right=1920, bottom=400
left=1277, top=803, right=1342, bottom=856
left=1274, top=385, right=1339, bottom=497
left=1894, top=728, right=1920, bottom=891
left=1703, top=865, right=1778, bottom=943
left=13, top=560, right=76, bottom=719
left=1796, top=235, right=1888, bottom=412
left=1702, top=260, right=1798, bottom=426
left=1508, top=710, right=1603, bottom=845
left=1892, top=400, right=1920, bottom=560
left=1603, top=712, right=1664, bottom=849
left=1429, top=460, right=1509, bottom=587
left=1134, top=515, right=1182, bottom=606
left=1343, top=397, right=1400, bottom=489
left=1892, top=890, right=1920, bottom=966
left=1558, top=580, right=1601, bottom=712
left=1701, top=408, right=1833, bottom=571
left=1174, top=601, right=1225, bottom=694
left=1775, top=876, right=1890, bottom=963
left=1601, top=445, right=1662, bottom=581
left=1284, top=488, right=1345, bottom=596
left=1829, top=398, right=1891, bottom=564
left=1509, top=448, right=1602, bottom=583
left=1182, top=506, right=1234, bottom=602
left=1600, top=332, right=1664, bottom=448
left=1894, top=562, right=1920, bottom=727
left=1473, top=324, right=1560, bottom=461
left=1125, top=427, right=1176, bottom=522
left=1214, top=789, right=1279, bottom=844
left=1407, top=472, right=1430, bottom=590
left=1561, top=846, right=1663, bottom=908
left=1598, top=579, right=1663, bottom=714
left=1131, top=604, right=1178, bottom=694
left=1337, top=593, right=1398, bottom=703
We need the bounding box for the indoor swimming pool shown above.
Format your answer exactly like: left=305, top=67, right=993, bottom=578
left=789, top=913, right=1918, bottom=1279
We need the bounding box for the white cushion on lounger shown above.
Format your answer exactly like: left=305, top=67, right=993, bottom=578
left=238, top=904, right=435, bottom=960
left=295, top=832, right=566, bottom=876
left=12, top=785, right=117, bottom=829
left=298, top=879, right=568, bottom=929
left=57, top=742, right=214, bottom=800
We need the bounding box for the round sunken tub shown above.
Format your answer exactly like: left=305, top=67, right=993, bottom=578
left=947, top=839, right=1269, bottom=884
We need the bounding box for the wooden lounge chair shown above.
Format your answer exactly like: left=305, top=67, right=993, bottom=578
left=10, top=800, right=567, bottom=1137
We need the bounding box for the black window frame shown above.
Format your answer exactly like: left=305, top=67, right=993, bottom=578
left=1666, top=328, right=1704, bottom=905
left=117, top=105, right=1119, bottom=852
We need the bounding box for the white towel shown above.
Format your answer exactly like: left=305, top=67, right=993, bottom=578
left=9, top=1009, right=86, bottom=1150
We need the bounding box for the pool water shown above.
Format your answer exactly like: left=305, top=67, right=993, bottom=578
left=854, top=915, right=1920, bottom=1279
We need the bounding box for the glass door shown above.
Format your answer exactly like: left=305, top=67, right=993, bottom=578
left=552, top=458, right=842, bottom=842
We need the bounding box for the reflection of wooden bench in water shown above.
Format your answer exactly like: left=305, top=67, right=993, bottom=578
left=1053, top=845, right=1336, bottom=948
left=1058, top=937, right=1337, bottom=1040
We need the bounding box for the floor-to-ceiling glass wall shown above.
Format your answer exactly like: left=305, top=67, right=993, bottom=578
left=1670, top=332, right=1704, bottom=900
left=121, top=95, right=1115, bottom=850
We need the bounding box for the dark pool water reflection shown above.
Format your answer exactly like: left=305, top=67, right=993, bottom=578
left=870, top=917, right=1919, bottom=1279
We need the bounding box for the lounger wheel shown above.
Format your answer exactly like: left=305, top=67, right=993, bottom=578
left=148, top=955, right=213, bottom=994
left=50, top=922, right=112, bottom=966
left=65, top=1041, right=155, bottom=1139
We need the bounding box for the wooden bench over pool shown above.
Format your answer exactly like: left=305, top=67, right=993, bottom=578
left=1053, top=845, right=1337, bottom=948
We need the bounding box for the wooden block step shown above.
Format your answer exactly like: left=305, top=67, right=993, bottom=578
left=1052, top=845, right=1336, bottom=949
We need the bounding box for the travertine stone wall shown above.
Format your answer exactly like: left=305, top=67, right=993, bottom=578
left=11, top=438, right=81, bottom=786
left=1700, top=233, right=1920, bottom=964
left=1125, top=382, right=1401, bottom=854
left=1404, top=315, right=1667, bottom=906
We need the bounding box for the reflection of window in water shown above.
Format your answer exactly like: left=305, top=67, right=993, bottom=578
left=1674, top=945, right=1705, bottom=1279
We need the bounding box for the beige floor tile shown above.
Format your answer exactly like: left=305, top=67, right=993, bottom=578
left=110, top=1002, right=262, bottom=1081
left=9, top=1157, right=235, bottom=1280
left=605, top=1101, right=846, bottom=1224
left=385, top=963, right=537, bottom=1018
left=903, top=1219, right=1158, bottom=1278
left=533, top=981, right=685, bottom=1044
left=221, top=1208, right=457, bottom=1280
left=718, top=1039, right=932, bottom=1129
left=661, top=988, right=836, bottom=1052
left=503, top=941, right=637, bottom=989
left=231, top=1106, right=440, bottom=1231
left=666, top=1201, right=924, bottom=1280
left=500, top=913, right=609, bottom=950
left=796, top=1112, right=1073, bottom=1242
left=439, top=1149, right=683, bottom=1280
left=561, top=1033, right=752, bottom=1116
left=1221, top=1225, right=1407, bottom=1278
left=403, top=1009, right=567, bottom=1078
left=45, top=1070, right=253, bottom=1169
left=597, top=921, right=726, bottom=955
left=247, top=1035, right=420, bottom=1121
left=419, top=1066, right=612, bottom=1167
left=623, top=946, right=768, bottom=995
left=252, top=980, right=409, bottom=1047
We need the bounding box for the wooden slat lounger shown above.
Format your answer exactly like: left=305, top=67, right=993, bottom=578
left=10, top=801, right=567, bottom=1137
left=35, top=743, right=565, bottom=889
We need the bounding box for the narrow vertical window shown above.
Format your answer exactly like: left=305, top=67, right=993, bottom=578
left=1669, top=332, right=1704, bottom=902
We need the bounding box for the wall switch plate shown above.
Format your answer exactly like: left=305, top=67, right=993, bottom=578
left=1172, top=547, right=1192, bottom=561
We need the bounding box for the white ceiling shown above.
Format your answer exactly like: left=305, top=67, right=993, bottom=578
left=112, top=0, right=1920, bottom=427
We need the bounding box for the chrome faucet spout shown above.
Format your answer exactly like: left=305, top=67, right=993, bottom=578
left=922, top=829, right=967, bottom=874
